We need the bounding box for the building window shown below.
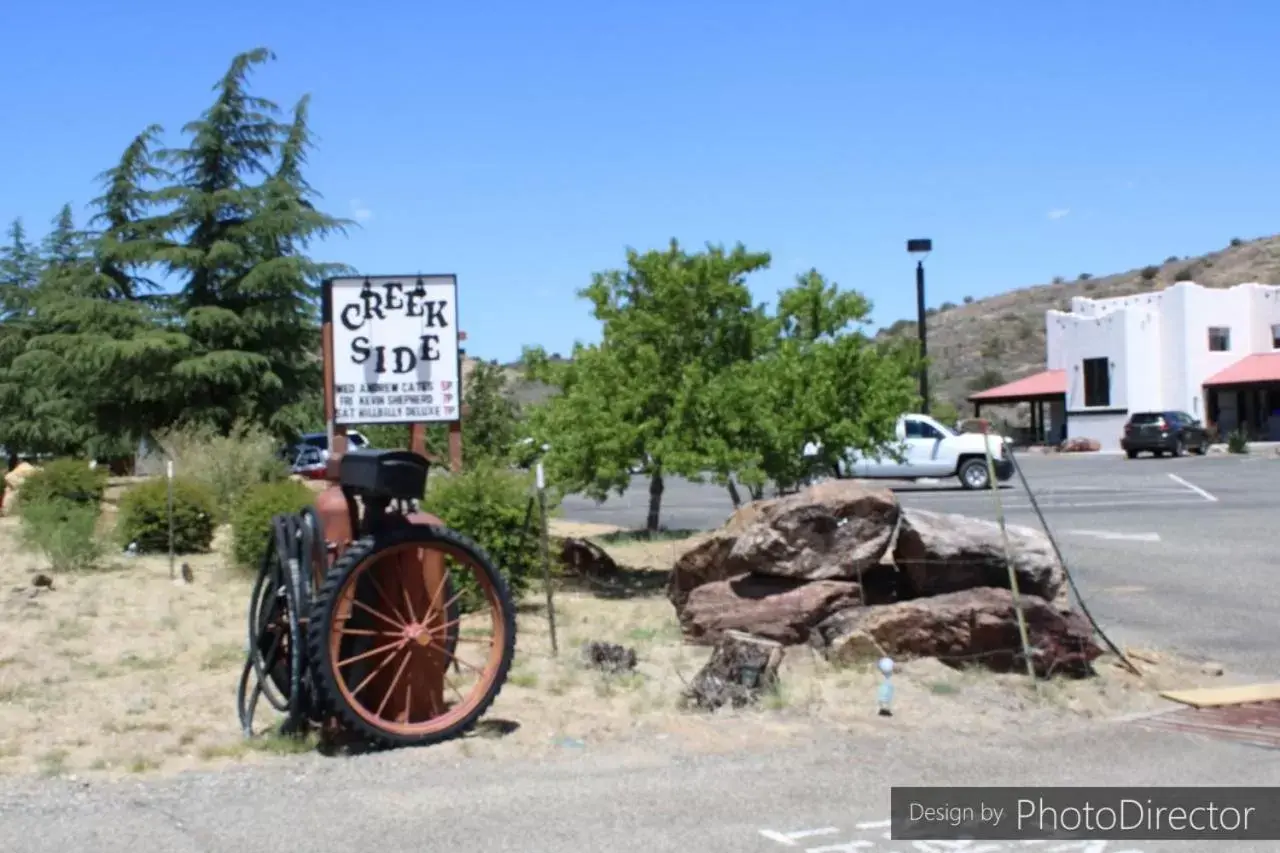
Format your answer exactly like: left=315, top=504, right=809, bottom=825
left=1272, top=323, right=1280, bottom=349
left=1082, top=357, right=1111, bottom=407
left=1208, top=326, right=1231, bottom=351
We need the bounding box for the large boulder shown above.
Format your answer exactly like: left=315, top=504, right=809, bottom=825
left=668, top=480, right=899, bottom=611
left=811, top=587, right=1102, bottom=677
left=679, top=573, right=863, bottom=645
left=892, top=508, right=1066, bottom=602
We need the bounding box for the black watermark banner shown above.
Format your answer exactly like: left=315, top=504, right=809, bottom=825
left=891, top=787, right=1280, bottom=840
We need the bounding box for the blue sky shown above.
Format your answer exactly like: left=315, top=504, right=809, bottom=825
left=4, top=1, right=1279, bottom=363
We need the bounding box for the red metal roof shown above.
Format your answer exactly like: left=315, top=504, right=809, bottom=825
left=967, top=369, right=1067, bottom=402
left=1202, top=352, right=1280, bottom=387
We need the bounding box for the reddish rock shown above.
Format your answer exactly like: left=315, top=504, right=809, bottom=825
left=668, top=532, right=738, bottom=612
left=558, top=537, right=619, bottom=579
left=812, top=587, right=1102, bottom=677
left=679, top=573, right=863, bottom=645
left=1060, top=437, right=1101, bottom=453
left=892, top=508, right=1066, bottom=602
left=668, top=480, right=899, bottom=611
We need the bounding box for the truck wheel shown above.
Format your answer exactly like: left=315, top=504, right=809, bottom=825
left=958, top=458, right=990, bottom=491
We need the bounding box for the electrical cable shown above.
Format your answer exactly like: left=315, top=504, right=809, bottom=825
left=1007, top=444, right=1141, bottom=676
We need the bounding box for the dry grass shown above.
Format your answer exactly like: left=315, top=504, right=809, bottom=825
left=0, top=518, right=307, bottom=778
left=0, top=514, right=1230, bottom=778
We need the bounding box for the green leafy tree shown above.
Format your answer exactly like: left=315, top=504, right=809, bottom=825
left=458, top=359, right=522, bottom=463
left=524, top=239, right=771, bottom=531
left=693, top=270, right=920, bottom=501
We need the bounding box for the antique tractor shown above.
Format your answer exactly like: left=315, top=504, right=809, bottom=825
left=237, top=448, right=517, bottom=749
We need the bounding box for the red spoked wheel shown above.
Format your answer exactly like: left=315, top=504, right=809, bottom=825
left=306, top=523, right=516, bottom=749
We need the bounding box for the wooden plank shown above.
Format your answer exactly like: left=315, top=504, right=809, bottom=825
left=1160, top=682, right=1280, bottom=708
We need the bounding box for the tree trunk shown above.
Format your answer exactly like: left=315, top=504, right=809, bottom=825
left=747, top=483, right=765, bottom=501
left=682, top=630, right=785, bottom=711
left=645, top=468, right=664, bottom=533
left=725, top=478, right=742, bottom=508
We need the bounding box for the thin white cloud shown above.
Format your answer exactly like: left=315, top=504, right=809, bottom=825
left=1047, top=208, right=1070, bottom=221
left=349, top=199, right=373, bottom=222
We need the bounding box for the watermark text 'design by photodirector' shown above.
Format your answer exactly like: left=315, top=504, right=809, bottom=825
left=890, top=787, right=1278, bottom=840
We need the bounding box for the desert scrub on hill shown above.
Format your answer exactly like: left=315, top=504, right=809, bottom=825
left=115, top=477, right=218, bottom=554
left=153, top=421, right=291, bottom=522
left=230, top=479, right=315, bottom=573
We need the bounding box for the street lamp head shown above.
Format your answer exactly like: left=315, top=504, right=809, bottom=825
left=906, top=238, right=933, bottom=254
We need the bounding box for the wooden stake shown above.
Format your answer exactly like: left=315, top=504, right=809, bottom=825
left=536, top=463, right=558, bottom=657
left=448, top=421, right=463, bottom=473
left=408, top=423, right=426, bottom=457
left=982, top=427, right=1038, bottom=684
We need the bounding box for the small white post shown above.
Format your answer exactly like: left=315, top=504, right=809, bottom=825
left=166, top=460, right=176, bottom=582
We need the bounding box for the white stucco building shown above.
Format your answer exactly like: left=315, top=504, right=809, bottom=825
left=969, top=281, right=1280, bottom=450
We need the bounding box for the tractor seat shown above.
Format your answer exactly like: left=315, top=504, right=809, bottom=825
left=338, top=449, right=430, bottom=502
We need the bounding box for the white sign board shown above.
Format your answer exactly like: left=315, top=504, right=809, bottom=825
left=325, top=274, right=461, bottom=425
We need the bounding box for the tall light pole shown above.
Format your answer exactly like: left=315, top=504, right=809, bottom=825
left=906, top=238, right=932, bottom=414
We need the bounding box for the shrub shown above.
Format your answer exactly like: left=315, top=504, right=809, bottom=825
left=1227, top=428, right=1249, bottom=454
left=422, top=461, right=558, bottom=609
left=1139, top=265, right=1159, bottom=281
left=1173, top=265, right=1197, bottom=282
left=153, top=420, right=291, bottom=523
left=230, top=479, right=316, bottom=573
left=17, top=498, right=104, bottom=572
left=17, top=458, right=108, bottom=509
left=116, top=477, right=218, bottom=554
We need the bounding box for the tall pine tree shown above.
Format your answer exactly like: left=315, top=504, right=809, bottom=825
left=154, top=48, right=350, bottom=436
left=88, top=123, right=171, bottom=300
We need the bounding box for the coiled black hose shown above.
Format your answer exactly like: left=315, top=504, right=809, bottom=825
left=236, top=510, right=321, bottom=738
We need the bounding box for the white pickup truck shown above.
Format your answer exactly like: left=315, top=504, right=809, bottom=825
left=809, top=413, right=1015, bottom=490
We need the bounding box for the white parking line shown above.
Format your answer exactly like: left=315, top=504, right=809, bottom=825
left=1065, top=529, right=1162, bottom=543
left=1167, top=472, right=1218, bottom=502
left=902, top=496, right=1210, bottom=510
left=759, top=828, right=840, bottom=846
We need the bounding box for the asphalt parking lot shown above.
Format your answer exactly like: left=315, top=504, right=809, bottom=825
left=560, top=452, right=1280, bottom=678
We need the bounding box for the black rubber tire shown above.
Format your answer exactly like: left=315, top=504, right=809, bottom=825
left=957, top=457, right=990, bottom=491
left=306, top=524, right=516, bottom=750
left=1173, top=438, right=1185, bottom=458
left=1125, top=450, right=1139, bottom=459
left=249, top=541, right=294, bottom=711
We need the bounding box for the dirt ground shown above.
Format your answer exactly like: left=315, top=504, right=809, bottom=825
left=0, top=513, right=1233, bottom=780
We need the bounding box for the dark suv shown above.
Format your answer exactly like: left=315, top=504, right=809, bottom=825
left=1121, top=411, right=1210, bottom=458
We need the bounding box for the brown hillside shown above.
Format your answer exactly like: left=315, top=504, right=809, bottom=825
left=877, top=234, right=1280, bottom=413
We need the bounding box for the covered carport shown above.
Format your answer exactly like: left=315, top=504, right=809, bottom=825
left=967, top=369, right=1067, bottom=445
left=1202, top=352, right=1280, bottom=441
